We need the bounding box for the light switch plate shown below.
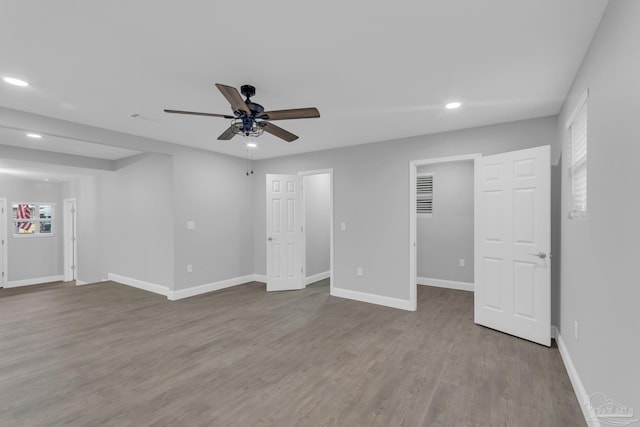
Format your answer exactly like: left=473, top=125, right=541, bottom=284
left=187, top=221, right=195, bottom=230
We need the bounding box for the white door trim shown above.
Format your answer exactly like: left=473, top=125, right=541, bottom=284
left=63, top=198, right=77, bottom=282
left=409, top=154, right=482, bottom=310
left=0, top=198, right=7, bottom=287
left=299, top=169, right=334, bottom=295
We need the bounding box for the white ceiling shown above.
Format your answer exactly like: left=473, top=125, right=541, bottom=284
left=0, top=0, right=608, bottom=161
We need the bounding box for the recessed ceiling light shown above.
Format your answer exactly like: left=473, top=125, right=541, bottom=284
left=26, top=133, right=42, bottom=139
left=246, top=142, right=257, bottom=148
left=44, top=178, right=50, bottom=182
left=3, top=77, right=29, bottom=87
left=445, top=102, right=462, bottom=109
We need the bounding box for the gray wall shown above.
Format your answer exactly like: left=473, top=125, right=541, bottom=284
left=100, top=154, right=174, bottom=288
left=304, top=173, right=330, bottom=277
left=416, top=161, right=473, bottom=283
left=557, top=0, right=639, bottom=413
left=0, top=177, right=63, bottom=282
left=172, top=150, right=254, bottom=290
left=64, top=155, right=174, bottom=287
left=64, top=149, right=255, bottom=291
left=254, top=116, right=557, bottom=301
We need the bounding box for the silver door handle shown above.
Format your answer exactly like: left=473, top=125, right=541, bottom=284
left=529, top=252, right=547, bottom=259
left=268, top=237, right=273, bottom=241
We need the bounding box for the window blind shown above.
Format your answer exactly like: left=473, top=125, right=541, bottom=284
left=568, top=103, right=587, bottom=219
left=417, top=174, right=433, bottom=215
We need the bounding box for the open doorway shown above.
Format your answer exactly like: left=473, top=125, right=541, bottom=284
left=265, top=169, right=334, bottom=293
left=416, top=160, right=475, bottom=291
left=409, top=154, right=480, bottom=310
left=409, top=147, right=552, bottom=346
left=301, top=171, right=332, bottom=292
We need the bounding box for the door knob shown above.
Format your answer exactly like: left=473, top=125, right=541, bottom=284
left=268, top=237, right=273, bottom=241
left=529, top=252, right=547, bottom=259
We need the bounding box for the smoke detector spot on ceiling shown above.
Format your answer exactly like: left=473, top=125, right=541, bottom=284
left=130, top=113, right=156, bottom=122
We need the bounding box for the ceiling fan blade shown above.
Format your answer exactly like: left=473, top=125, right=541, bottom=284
left=261, top=108, right=320, bottom=121
left=218, top=126, right=237, bottom=140
left=215, top=84, right=251, bottom=114
left=164, top=109, right=234, bottom=119
left=260, top=122, right=299, bottom=142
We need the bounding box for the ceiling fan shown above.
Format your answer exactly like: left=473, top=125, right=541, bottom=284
left=164, top=84, right=320, bottom=142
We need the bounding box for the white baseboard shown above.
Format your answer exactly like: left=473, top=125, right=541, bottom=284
left=5, top=275, right=64, bottom=288
left=331, top=287, right=414, bottom=311
left=253, top=274, right=267, bottom=283
left=552, top=326, right=600, bottom=427
left=75, top=280, right=89, bottom=286
left=107, top=273, right=169, bottom=297
left=168, top=274, right=255, bottom=301
left=418, top=277, right=474, bottom=292
left=305, top=270, right=330, bottom=286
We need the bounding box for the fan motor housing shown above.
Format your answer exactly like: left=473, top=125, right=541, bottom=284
left=245, top=101, right=264, bottom=115
left=240, top=85, right=264, bottom=115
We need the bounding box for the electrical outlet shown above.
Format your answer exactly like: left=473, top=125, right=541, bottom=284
left=187, top=221, right=196, bottom=230
left=357, top=267, right=363, bottom=277
left=341, top=222, right=346, bottom=231
left=574, top=321, right=579, bottom=341
left=459, top=259, right=465, bottom=267
left=187, top=264, right=193, bottom=274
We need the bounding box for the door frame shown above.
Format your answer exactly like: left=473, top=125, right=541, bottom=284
left=409, top=154, right=481, bottom=310
left=299, top=169, right=334, bottom=294
left=0, top=198, right=7, bottom=287
left=63, top=198, right=77, bottom=282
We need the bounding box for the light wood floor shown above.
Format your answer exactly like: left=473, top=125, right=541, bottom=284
left=0, top=280, right=584, bottom=426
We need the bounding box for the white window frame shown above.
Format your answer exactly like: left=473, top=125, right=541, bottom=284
left=417, top=173, right=434, bottom=218
left=11, top=202, right=56, bottom=238
left=565, top=89, right=588, bottom=220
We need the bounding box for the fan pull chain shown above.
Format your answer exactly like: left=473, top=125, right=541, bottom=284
left=245, top=138, right=254, bottom=176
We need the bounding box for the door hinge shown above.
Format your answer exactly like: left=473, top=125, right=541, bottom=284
left=71, top=265, right=76, bottom=270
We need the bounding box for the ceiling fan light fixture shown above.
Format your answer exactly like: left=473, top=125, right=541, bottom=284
left=3, top=76, right=29, bottom=87
left=445, top=101, right=462, bottom=109
left=230, top=117, right=264, bottom=138
left=164, top=83, right=319, bottom=142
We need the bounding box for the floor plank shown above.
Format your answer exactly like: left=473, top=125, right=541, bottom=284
left=0, top=280, right=585, bottom=426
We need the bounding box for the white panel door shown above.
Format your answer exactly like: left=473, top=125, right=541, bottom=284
left=266, top=174, right=304, bottom=291
left=475, top=146, right=551, bottom=346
